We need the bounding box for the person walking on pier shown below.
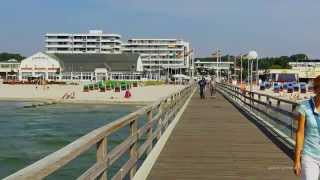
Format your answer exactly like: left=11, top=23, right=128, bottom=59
left=209, top=76, right=216, bottom=98
left=198, top=77, right=207, bottom=99
left=294, top=75, right=320, bottom=180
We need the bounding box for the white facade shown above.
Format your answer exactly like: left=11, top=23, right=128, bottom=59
left=0, top=59, right=20, bottom=73
left=19, top=52, right=144, bottom=81
left=45, top=30, right=122, bottom=54
left=0, top=59, right=20, bottom=79
left=289, top=60, right=320, bottom=68
left=122, top=39, right=192, bottom=73
left=19, top=52, right=61, bottom=80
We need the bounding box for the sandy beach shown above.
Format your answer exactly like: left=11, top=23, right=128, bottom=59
left=0, top=83, right=186, bottom=104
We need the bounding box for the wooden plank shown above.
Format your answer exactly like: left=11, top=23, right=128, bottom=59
left=147, top=90, right=298, bottom=180
left=147, top=110, right=153, bottom=154
left=111, top=157, right=137, bottom=180
left=77, top=134, right=137, bottom=180
left=129, top=118, right=138, bottom=178
left=96, top=137, right=107, bottom=180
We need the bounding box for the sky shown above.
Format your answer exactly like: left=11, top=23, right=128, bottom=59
left=0, top=0, right=319, bottom=58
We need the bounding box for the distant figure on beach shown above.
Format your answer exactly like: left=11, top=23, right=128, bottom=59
left=198, top=77, right=206, bottom=99
left=209, top=77, right=216, bottom=97
left=294, top=75, right=320, bottom=179
left=124, top=90, right=132, bottom=98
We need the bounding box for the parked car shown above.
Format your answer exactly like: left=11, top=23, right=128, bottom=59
left=279, top=83, right=283, bottom=91
left=283, top=82, right=288, bottom=90
left=265, top=82, right=271, bottom=89
left=308, top=84, right=314, bottom=92
left=273, top=83, right=280, bottom=93
left=260, top=82, right=265, bottom=90
left=300, top=83, right=307, bottom=93
left=287, top=84, right=294, bottom=93
left=293, top=83, right=299, bottom=92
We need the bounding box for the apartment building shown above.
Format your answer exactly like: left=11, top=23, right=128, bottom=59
left=45, top=30, right=122, bottom=54
left=122, top=39, right=192, bottom=76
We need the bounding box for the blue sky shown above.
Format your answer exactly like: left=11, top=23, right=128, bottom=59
left=0, top=0, right=319, bottom=58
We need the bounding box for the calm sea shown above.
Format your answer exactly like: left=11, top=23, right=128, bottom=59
left=0, top=101, right=139, bottom=179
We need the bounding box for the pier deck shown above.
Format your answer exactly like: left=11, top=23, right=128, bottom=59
left=147, top=92, right=298, bottom=179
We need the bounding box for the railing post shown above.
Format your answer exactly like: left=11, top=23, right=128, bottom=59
left=291, top=104, right=297, bottom=138
left=96, top=137, right=107, bottom=180
left=266, top=96, right=271, bottom=113
left=147, top=110, right=153, bottom=155
left=130, top=118, right=138, bottom=179
left=163, top=100, right=169, bottom=128
left=157, top=102, right=164, bottom=140
left=250, top=92, right=254, bottom=109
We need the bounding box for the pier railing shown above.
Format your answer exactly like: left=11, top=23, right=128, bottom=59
left=217, top=83, right=298, bottom=146
left=5, top=84, right=195, bottom=180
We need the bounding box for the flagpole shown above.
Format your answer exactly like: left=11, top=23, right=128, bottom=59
left=216, top=48, right=219, bottom=81
left=240, top=55, right=243, bottom=84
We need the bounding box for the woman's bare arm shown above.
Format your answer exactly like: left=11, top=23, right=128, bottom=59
left=294, top=113, right=305, bottom=176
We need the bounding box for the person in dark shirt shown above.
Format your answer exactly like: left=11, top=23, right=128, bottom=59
left=198, top=77, right=207, bottom=99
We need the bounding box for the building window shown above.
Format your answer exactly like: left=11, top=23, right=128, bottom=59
left=35, top=72, right=46, bottom=79
left=62, top=72, right=71, bottom=80
left=22, top=72, right=32, bottom=79
left=48, top=72, right=59, bottom=80
left=82, top=72, right=92, bottom=80
left=72, top=72, right=81, bottom=80
left=1, top=64, right=10, bottom=68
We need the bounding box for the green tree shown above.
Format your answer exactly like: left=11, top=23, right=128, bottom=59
left=0, top=52, right=25, bottom=61
left=290, top=54, right=308, bottom=61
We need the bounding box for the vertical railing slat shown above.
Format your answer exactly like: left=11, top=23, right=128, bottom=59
left=129, top=118, right=138, bottom=179
left=146, top=110, right=153, bottom=154
left=96, top=137, right=108, bottom=180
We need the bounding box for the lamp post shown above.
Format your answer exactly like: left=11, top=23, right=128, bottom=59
left=149, top=55, right=152, bottom=80
left=247, top=51, right=258, bottom=92
left=256, top=57, right=259, bottom=86
left=240, top=55, right=243, bottom=84
left=213, top=49, right=221, bottom=82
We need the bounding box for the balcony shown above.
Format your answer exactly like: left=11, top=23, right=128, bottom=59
left=45, top=39, right=72, bottom=42
left=46, top=44, right=72, bottom=48
left=122, top=47, right=184, bottom=51
left=46, top=50, right=73, bottom=53
left=86, top=44, right=100, bottom=48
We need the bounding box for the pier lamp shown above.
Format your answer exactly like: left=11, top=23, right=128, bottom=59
left=247, top=51, right=258, bottom=92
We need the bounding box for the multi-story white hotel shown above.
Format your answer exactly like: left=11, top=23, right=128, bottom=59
left=45, top=30, right=122, bottom=54
left=122, top=39, right=192, bottom=76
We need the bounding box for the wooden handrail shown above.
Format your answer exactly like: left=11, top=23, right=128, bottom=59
left=217, top=82, right=298, bottom=139
left=5, top=84, right=196, bottom=180
left=222, top=82, right=299, bottom=106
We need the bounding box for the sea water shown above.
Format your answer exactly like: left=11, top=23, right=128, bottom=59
left=0, top=101, right=138, bottom=179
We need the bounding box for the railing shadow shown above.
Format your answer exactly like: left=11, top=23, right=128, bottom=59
left=217, top=83, right=298, bottom=161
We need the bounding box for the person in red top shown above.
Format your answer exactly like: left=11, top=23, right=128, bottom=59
left=125, top=90, right=132, bottom=98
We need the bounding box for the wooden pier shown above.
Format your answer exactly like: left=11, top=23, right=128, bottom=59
left=147, top=92, right=298, bottom=179
left=4, top=83, right=300, bottom=180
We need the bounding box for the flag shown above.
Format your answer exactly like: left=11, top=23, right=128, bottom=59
left=212, top=50, right=222, bottom=58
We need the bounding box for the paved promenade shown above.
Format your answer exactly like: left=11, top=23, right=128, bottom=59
left=147, top=92, right=298, bottom=179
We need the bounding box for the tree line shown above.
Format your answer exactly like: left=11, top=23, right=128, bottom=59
left=196, top=53, right=310, bottom=70
left=195, top=54, right=311, bottom=79
left=0, top=52, right=25, bottom=61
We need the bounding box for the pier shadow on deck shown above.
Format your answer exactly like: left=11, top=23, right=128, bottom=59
left=147, top=91, right=298, bottom=180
